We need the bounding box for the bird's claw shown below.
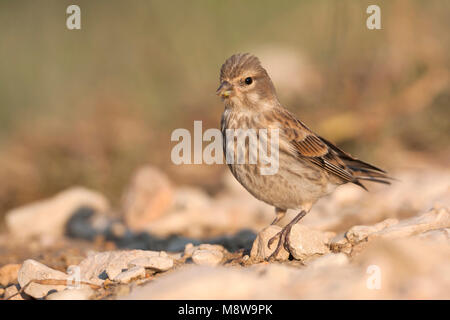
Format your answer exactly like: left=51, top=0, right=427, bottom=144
left=267, top=229, right=287, bottom=261
left=267, top=231, right=282, bottom=249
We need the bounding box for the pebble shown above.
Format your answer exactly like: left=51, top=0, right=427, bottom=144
left=5, top=187, right=109, bottom=239
left=306, top=253, right=349, bottom=269
left=346, top=218, right=399, bottom=244
left=250, top=225, right=289, bottom=261
left=119, top=265, right=285, bottom=300
left=4, top=284, right=23, bottom=300
left=192, top=249, right=224, bottom=266
left=128, top=256, right=174, bottom=272
left=373, top=207, right=450, bottom=239
left=0, top=263, right=21, bottom=287
left=184, top=243, right=195, bottom=256
left=46, top=287, right=94, bottom=300
left=77, top=249, right=161, bottom=285
left=287, top=225, right=334, bottom=260
left=122, top=166, right=173, bottom=231
left=18, top=259, right=69, bottom=298
left=417, top=228, right=450, bottom=242
left=114, top=266, right=146, bottom=284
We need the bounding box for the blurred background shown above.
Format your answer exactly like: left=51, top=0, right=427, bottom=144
left=0, top=0, right=449, bottom=228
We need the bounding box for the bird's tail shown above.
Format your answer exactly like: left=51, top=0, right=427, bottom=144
left=345, top=158, right=393, bottom=190
left=318, top=136, right=394, bottom=190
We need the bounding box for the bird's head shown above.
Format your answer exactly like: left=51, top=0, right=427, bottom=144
left=217, top=53, right=278, bottom=109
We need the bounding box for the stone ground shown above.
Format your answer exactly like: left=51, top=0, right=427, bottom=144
left=0, top=166, right=449, bottom=300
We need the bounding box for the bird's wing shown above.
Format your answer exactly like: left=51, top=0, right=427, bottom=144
left=276, top=108, right=390, bottom=188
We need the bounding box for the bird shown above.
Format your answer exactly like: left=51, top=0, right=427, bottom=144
left=216, top=53, right=391, bottom=260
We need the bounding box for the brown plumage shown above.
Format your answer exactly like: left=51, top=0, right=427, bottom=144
left=217, top=53, right=391, bottom=260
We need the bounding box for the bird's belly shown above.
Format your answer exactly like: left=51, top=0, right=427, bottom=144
left=230, top=155, right=339, bottom=210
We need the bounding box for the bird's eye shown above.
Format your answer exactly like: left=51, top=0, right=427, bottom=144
left=244, top=77, right=253, bottom=85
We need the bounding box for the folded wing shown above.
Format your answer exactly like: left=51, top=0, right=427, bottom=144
left=278, top=108, right=391, bottom=190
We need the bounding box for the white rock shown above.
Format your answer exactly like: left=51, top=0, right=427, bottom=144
left=250, top=225, right=289, bottom=261
left=197, top=244, right=225, bottom=252
left=192, top=249, right=223, bottom=266
left=114, top=266, right=146, bottom=284
left=128, top=256, right=174, bottom=272
left=122, top=166, right=173, bottom=231
left=143, top=187, right=212, bottom=238
left=306, top=253, right=349, bottom=269
left=288, top=225, right=334, bottom=260
left=46, top=287, right=94, bottom=300
left=4, top=285, right=23, bottom=300
left=77, top=250, right=160, bottom=285
left=346, top=218, right=399, bottom=244
left=184, top=243, right=195, bottom=256
left=329, top=233, right=352, bottom=255
left=5, top=187, right=109, bottom=239
left=119, top=266, right=287, bottom=300
left=0, top=263, right=21, bottom=287
left=343, top=207, right=450, bottom=246
left=417, top=228, right=450, bottom=242
left=373, top=207, right=450, bottom=239
left=106, top=264, right=125, bottom=281
left=18, top=259, right=69, bottom=298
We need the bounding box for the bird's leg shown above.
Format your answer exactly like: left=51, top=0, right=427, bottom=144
left=270, top=208, right=286, bottom=225
left=267, top=210, right=307, bottom=261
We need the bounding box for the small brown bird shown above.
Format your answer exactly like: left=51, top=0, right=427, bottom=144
left=217, top=53, right=391, bottom=260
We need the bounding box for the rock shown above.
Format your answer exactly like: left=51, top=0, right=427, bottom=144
left=346, top=218, right=399, bottom=244
left=120, top=266, right=287, bottom=299
left=105, top=264, right=125, bottom=281
left=192, top=249, right=224, bottom=266
left=0, top=263, right=21, bottom=287
left=18, top=259, right=69, bottom=298
left=167, top=252, right=183, bottom=260
left=46, top=287, right=94, bottom=300
left=172, top=187, right=212, bottom=211
left=329, top=233, right=352, bottom=254
left=197, top=244, right=225, bottom=252
left=250, top=225, right=289, bottom=261
left=128, top=256, right=174, bottom=272
left=114, top=266, right=146, bottom=284
left=184, top=243, right=195, bottom=256
left=351, top=237, right=450, bottom=299
left=417, top=228, right=450, bottom=242
left=306, top=253, right=349, bottom=269
left=371, top=207, right=450, bottom=240
left=304, top=170, right=450, bottom=232
left=4, top=284, right=24, bottom=300
left=250, top=263, right=302, bottom=287
left=115, top=284, right=131, bottom=297
left=342, top=207, right=450, bottom=247
left=122, top=166, right=173, bottom=231
left=5, top=187, right=109, bottom=239
left=110, top=221, right=127, bottom=238
left=144, top=187, right=212, bottom=238
left=104, top=252, right=171, bottom=280
left=287, top=225, right=335, bottom=260
left=77, top=250, right=162, bottom=284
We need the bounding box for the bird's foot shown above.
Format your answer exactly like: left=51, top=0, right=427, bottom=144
left=267, top=226, right=291, bottom=261
left=266, top=210, right=307, bottom=262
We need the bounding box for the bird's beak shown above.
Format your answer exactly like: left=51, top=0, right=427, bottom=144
left=216, top=81, right=233, bottom=98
